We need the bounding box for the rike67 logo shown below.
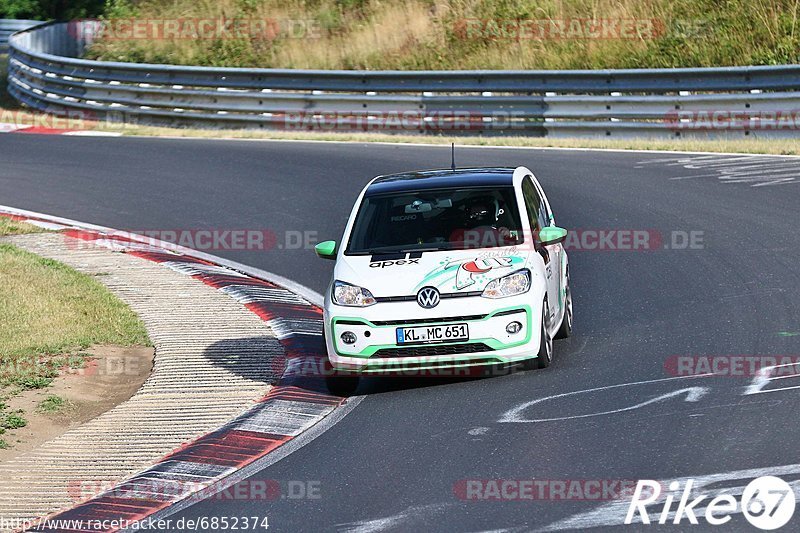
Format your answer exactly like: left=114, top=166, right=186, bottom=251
left=627, top=476, right=795, bottom=530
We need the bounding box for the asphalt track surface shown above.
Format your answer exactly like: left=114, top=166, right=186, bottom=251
left=2, top=135, right=800, bottom=532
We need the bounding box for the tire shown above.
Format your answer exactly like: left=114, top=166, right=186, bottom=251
left=536, top=304, right=554, bottom=369
left=555, top=271, right=573, bottom=339
left=326, top=375, right=360, bottom=396
left=522, top=302, right=553, bottom=370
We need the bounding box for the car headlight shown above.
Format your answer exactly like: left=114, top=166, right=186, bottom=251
left=482, top=269, right=531, bottom=299
left=332, top=280, right=377, bottom=307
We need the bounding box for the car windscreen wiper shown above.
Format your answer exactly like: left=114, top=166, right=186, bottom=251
left=352, top=244, right=451, bottom=255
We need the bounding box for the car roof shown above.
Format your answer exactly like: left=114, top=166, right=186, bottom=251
left=365, top=167, right=517, bottom=196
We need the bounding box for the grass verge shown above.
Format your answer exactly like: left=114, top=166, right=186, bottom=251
left=0, top=243, right=150, bottom=386
left=0, top=217, right=42, bottom=236
left=0, top=233, right=150, bottom=448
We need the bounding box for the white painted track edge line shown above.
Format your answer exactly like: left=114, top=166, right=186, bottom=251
left=0, top=204, right=324, bottom=305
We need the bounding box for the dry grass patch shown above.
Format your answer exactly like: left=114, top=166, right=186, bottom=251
left=96, top=124, right=800, bottom=156
left=86, top=0, right=800, bottom=69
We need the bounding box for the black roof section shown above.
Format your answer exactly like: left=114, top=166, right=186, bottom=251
left=365, top=167, right=516, bottom=196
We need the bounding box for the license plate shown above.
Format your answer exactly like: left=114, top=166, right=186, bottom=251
left=396, top=323, right=469, bottom=345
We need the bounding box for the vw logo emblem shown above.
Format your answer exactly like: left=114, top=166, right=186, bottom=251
left=417, top=287, right=440, bottom=309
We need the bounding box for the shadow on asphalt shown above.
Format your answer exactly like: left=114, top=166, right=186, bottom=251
left=355, top=364, right=523, bottom=395
left=199, top=333, right=568, bottom=398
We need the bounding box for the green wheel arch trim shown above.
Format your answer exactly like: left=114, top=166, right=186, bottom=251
left=331, top=304, right=533, bottom=358
left=315, top=240, right=337, bottom=259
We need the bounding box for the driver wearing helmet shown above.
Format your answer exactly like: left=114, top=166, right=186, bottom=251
left=450, top=195, right=513, bottom=249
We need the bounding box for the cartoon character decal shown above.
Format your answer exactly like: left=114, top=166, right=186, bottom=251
left=454, top=257, right=513, bottom=289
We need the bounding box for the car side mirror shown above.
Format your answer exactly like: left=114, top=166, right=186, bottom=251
left=539, top=226, right=568, bottom=246
left=315, top=240, right=338, bottom=260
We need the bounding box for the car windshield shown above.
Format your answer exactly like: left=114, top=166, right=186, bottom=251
left=346, top=187, right=524, bottom=255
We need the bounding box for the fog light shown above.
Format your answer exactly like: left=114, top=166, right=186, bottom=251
left=341, top=331, right=357, bottom=345
left=506, top=321, right=522, bottom=334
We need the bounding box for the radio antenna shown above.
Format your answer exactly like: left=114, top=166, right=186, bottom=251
left=450, top=143, right=456, bottom=171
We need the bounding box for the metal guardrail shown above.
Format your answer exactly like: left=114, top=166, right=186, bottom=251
left=5, top=20, right=800, bottom=137
left=0, top=19, right=39, bottom=52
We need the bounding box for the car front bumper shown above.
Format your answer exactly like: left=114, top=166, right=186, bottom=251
left=324, top=299, right=542, bottom=374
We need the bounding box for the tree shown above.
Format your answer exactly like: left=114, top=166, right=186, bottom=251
left=0, top=0, right=106, bottom=20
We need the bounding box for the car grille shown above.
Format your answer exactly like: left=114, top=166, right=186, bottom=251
left=374, top=291, right=482, bottom=303
left=371, top=314, right=487, bottom=326
left=373, top=342, right=494, bottom=358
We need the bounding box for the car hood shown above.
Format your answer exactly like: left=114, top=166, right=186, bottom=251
left=334, top=248, right=531, bottom=298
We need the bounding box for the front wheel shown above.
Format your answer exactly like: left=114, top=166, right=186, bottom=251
left=555, top=272, right=573, bottom=339
left=522, top=303, right=553, bottom=370
left=536, top=305, right=554, bottom=369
